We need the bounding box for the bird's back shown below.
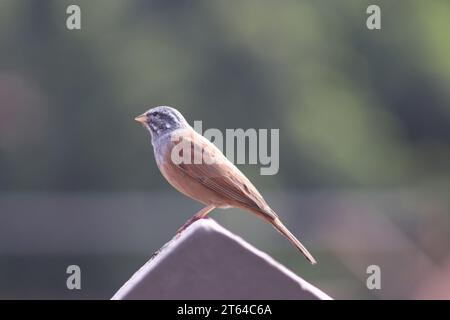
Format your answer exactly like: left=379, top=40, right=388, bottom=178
left=154, top=128, right=276, bottom=219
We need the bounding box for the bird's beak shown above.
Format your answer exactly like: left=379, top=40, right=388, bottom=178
left=134, top=114, right=148, bottom=124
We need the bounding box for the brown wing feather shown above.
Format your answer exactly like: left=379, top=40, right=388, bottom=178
left=167, top=129, right=316, bottom=264
left=172, top=130, right=277, bottom=219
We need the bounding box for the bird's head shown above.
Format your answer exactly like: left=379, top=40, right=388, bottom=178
left=134, top=106, right=189, bottom=141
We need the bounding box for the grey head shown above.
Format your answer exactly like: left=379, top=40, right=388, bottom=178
left=134, top=106, right=190, bottom=142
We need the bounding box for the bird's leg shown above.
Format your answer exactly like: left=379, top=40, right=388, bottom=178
left=176, top=205, right=215, bottom=234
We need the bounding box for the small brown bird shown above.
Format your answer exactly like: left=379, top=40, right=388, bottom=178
left=135, top=106, right=316, bottom=264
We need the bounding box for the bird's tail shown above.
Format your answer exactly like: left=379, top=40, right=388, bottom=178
left=271, top=217, right=317, bottom=265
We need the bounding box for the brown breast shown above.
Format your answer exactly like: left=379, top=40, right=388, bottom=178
left=156, top=128, right=276, bottom=220
left=157, top=129, right=230, bottom=207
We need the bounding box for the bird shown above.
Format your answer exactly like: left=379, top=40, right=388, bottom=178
left=134, top=106, right=317, bottom=264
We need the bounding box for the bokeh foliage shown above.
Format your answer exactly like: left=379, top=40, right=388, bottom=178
left=1, top=0, right=449, bottom=191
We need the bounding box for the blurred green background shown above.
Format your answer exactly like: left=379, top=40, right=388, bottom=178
left=0, top=0, right=449, bottom=299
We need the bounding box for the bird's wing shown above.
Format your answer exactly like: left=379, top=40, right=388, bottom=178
left=171, top=131, right=276, bottom=218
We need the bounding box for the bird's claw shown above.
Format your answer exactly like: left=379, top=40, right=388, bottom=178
left=176, top=216, right=212, bottom=235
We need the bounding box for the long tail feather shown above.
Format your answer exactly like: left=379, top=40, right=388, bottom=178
left=271, top=217, right=317, bottom=264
